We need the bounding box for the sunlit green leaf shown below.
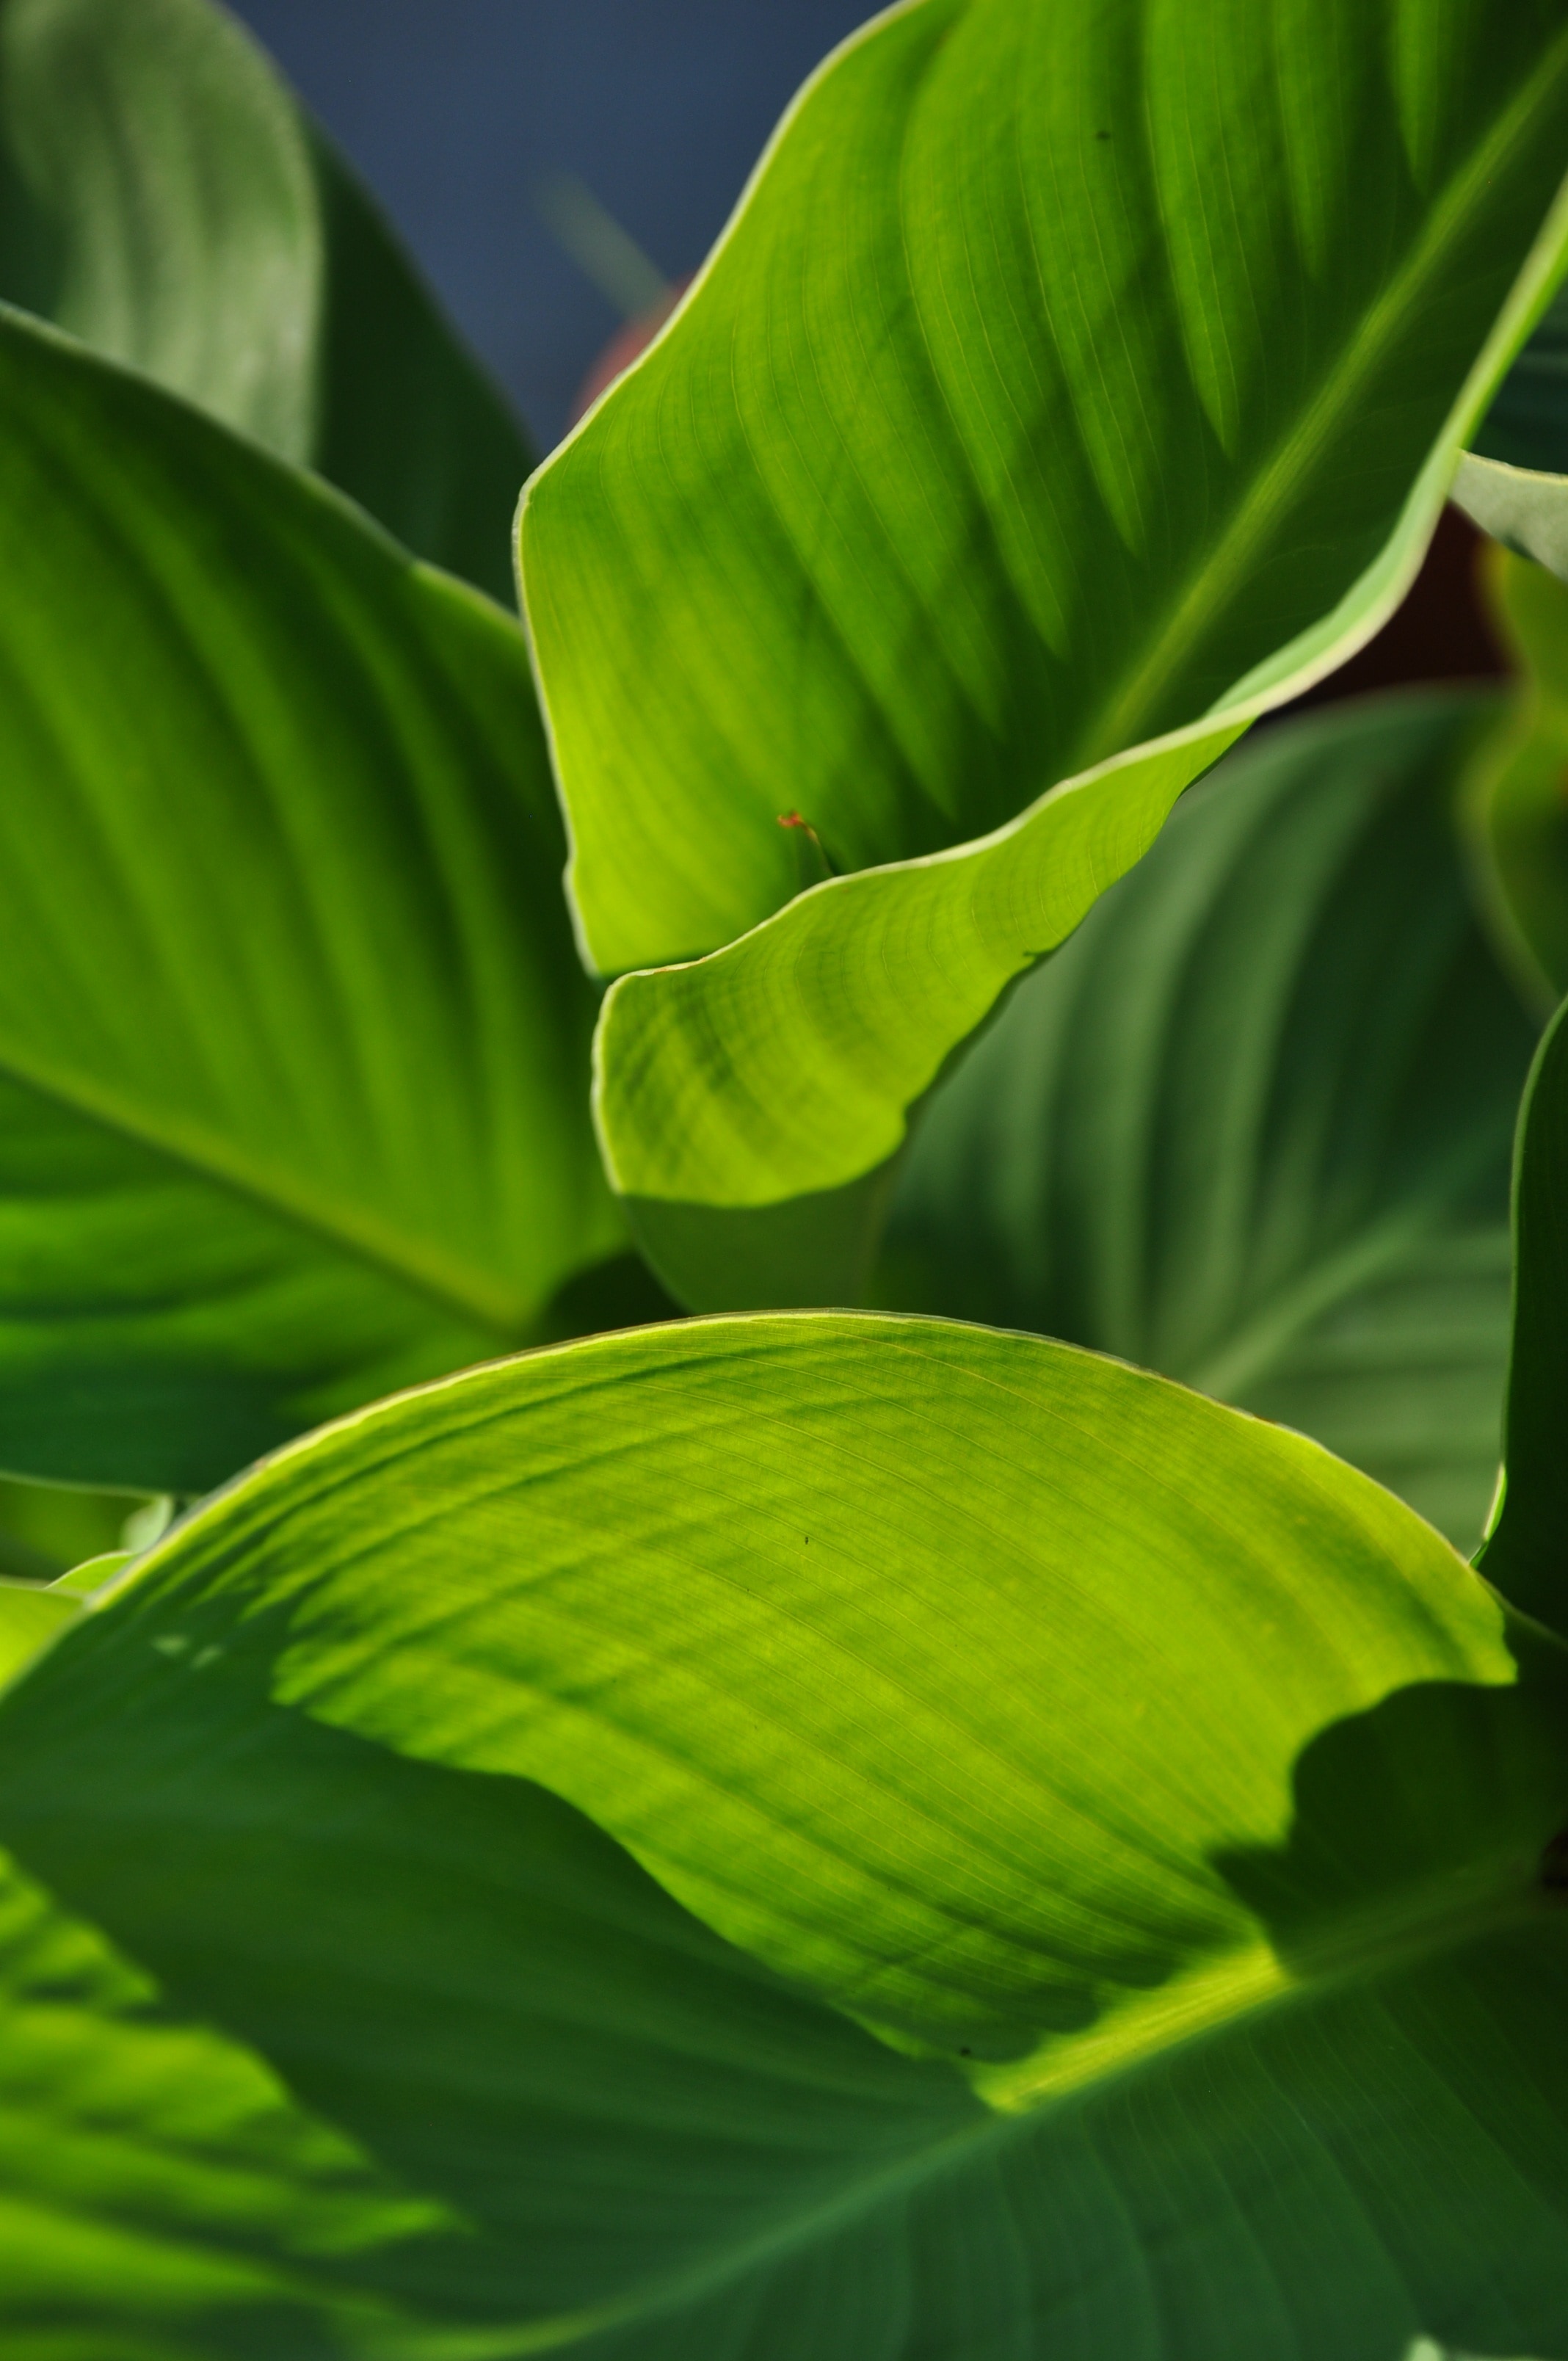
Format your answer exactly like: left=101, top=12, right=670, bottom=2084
left=881, top=692, right=1536, bottom=1549
left=0, top=0, right=531, bottom=601
left=523, top=0, right=1568, bottom=1308
left=0, top=1575, right=76, bottom=1686
left=0, top=304, right=618, bottom=1496
left=0, top=1315, right=1561, bottom=2351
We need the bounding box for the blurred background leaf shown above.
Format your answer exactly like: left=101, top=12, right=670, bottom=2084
left=0, top=0, right=532, bottom=602
left=1462, top=548, right=1568, bottom=1008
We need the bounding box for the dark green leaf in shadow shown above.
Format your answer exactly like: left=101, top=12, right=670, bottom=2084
left=0, top=304, right=618, bottom=1495
left=1475, top=276, right=1568, bottom=474
left=1476, top=984, right=1568, bottom=1638
left=523, top=0, right=1568, bottom=1308
left=0, top=1593, right=979, bottom=2354
left=1462, top=548, right=1568, bottom=1004
left=0, top=0, right=531, bottom=601
left=879, top=692, right=1538, bottom=1549
left=0, top=1316, right=1561, bottom=2351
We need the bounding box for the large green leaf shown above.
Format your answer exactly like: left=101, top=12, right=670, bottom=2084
left=0, top=1314, right=1564, bottom=2352
left=0, top=302, right=618, bottom=1497
left=522, top=0, right=1568, bottom=1310
left=1476, top=984, right=1568, bottom=1639
left=879, top=691, right=1538, bottom=1550
left=0, top=0, right=531, bottom=602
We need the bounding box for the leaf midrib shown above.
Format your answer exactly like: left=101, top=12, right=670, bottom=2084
left=515, top=1849, right=1544, bottom=2356
left=0, top=1040, right=529, bottom=1342
left=1067, top=31, right=1568, bottom=774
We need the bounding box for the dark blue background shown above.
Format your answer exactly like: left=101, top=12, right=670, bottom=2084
left=228, top=2, right=869, bottom=449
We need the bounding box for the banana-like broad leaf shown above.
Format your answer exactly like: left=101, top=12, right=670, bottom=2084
left=0, top=305, right=620, bottom=1498
left=0, top=0, right=531, bottom=602
left=0, top=1319, right=1564, bottom=2354
left=1476, top=986, right=1568, bottom=1639
left=881, top=692, right=1537, bottom=1550
left=1462, top=548, right=1568, bottom=1003
left=522, top=0, right=1568, bottom=1311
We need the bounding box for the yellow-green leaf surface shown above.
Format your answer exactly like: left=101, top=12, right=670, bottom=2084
left=882, top=692, right=1538, bottom=1549
left=0, top=1574, right=76, bottom=1687
left=0, top=1315, right=1563, bottom=2352
left=0, top=303, right=619, bottom=1498
left=1477, top=987, right=1568, bottom=1639
left=1462, top=548, right=1568, bottom=1004
left=0, top=0, right=531, bottom=602
left=522, top=0, right=1568, bottom=1308
left=0, top=1475, right=144, bottom=1584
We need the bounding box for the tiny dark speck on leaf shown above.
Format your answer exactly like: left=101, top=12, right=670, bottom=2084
left=959, top=2046, right=972, bottom=2056
left=1095, top=130, right=1111, bottom=141
left=1541, top=1829, right=1568, bottom=1895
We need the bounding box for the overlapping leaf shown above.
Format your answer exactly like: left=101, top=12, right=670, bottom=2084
left=0, top=0, right=531, bottom=600
left=881, top=692, right=1537, bottom=1548
left=1476, top=983, right=1568, bottom=1639
left=522, top=0, right=1568, bottom=1309
left=0, top=1476, right=142, bottom=1583
left=0, top=1318, right=1562, bottom=2353
left=1455, top=272, right=1568, bottom=582
left=0, top=305, right=618, bottom=1496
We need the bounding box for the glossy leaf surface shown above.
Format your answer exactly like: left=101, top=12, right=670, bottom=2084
left=0, top=1315, right=1564, bottom=2353
left=0, top=306, right=617, bottom=1496
left=882, top=693, right=1537, bottom=1548
left=523, top=0, right=1568, bottom=1305
left=0, top=0, right=531, bottom=601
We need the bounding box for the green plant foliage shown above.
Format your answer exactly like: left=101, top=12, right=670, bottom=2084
left=0, top=304, right=619, bottom=1497
left=1476, top=277, right=1568, bottom=473
left=0, top=1476, right=142, bottom=1583
left=523, top=0, right=1568, bottom=1310
left=0, top=1316, right=1563, bottom=2352
left=1452, top=449, right=1568, bottom=584
left=1456, top=272, right=1568, bottom=579
left=1476, top=986, right=1568, bottom=1638
left=881, top=691, right=1538, bottom=1549
left=1462, top=548, right=1568, bottom=1004
left=0, top=0, right=531, bottom=601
